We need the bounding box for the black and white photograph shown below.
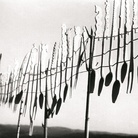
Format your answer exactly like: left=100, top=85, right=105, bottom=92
left=0, top=0, right=138, bottom=138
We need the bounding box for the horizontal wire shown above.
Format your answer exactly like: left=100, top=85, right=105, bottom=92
left=81, top=37, right=138, bottom=64
left=6, top=35, right=138, bottom=78
left=1, top=51, right=138, bottom=96
left=0, top=36, right=138, bottom=89
left=0, top=33, right=138, bottom=95
left=94, top=26, right=138, bottom=40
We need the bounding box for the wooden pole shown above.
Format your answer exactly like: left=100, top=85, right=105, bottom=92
left=84, top=27, right=94, bottom=138
left=44, top=113, right=48, bottom=138
left=44, top=90, right=48, bottom=138
left=16, top=100, right=23, bottom=138
left=84, top=76, right=91, bottom=138
left=44, top=64, right=49, bottom=138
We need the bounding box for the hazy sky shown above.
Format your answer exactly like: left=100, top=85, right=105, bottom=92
left=0, top=0, right=138, bottom=135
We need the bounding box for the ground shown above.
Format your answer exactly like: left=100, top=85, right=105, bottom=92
left=0, top=125, right=138, bottom=138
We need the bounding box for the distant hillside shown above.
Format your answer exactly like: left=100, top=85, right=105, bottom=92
left=0, top=124, right=138, bottom=138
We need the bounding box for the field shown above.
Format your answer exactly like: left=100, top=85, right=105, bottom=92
left=0, top=125, right=138, bottom=138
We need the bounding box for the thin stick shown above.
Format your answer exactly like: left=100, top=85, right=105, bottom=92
left=16, top=100, right=23, bottom=138
left=108, top=0, right=115, bottom=72
left=44, top=60, right=49, bottom=138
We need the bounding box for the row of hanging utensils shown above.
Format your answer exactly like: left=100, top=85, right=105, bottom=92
left=83, top=0, right=137, bottom=103
left=0, top=0, right=137, bottom=120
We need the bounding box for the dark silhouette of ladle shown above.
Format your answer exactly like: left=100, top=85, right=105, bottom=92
left=63, top=31, right=70, bottom=102
left=112, top=30, right=121, bottom=103
left=51, top=47, right=59, bottom=113
left=98, top=32, right=105, bottom=96
left=112, top=0, right=122, bottom=103
left=15, top=48, right=33, bottom=105
left=121, top=0, right=128, bottom=83
left=105, top=0, right=115, bottom=86
left=121, top=25, right=127, bottom=83
left=98, top=0, right=109, bottom=96
left=56, top=49, right=63, bottom=115
left=39, top=45, right=44, bottom=109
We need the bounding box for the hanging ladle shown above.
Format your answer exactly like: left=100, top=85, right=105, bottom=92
left=63, top=31, right=70, bottom=102
left=112, top=0, right=122, bottom=103
left=121, top=0, right=128, bottom=83
left=56, top=47, right=63, bottom=115
left=39, top=45, right=44, bottom=109
left=98, top=32, right=105, bottom=96
left=105, top=0, right=115, bottom=86
left=51, top=46, right=59, bottom=112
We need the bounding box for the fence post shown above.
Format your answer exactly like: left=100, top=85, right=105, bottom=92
left=84, top=89, right=91, bottom=138
left=44, top=65, right=49, bottom=138
left=44, top=92, right=48, bottom=138
left=16, top=100, right=23, bottom=138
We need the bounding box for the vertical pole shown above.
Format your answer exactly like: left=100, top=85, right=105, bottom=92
left=16, top=100, right=23, bottom=138
left=44, top=92, right=48, bottom=138
left=84, top=80, right=91, bottom=138
left=44, top=114, right=48, bottom=138
left=84, top=28, right=93, bottom=138
left=44, top=66, right=48, bottom=138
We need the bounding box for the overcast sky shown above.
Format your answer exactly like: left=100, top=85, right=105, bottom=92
left=0, top=0, right=138, bottom=135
